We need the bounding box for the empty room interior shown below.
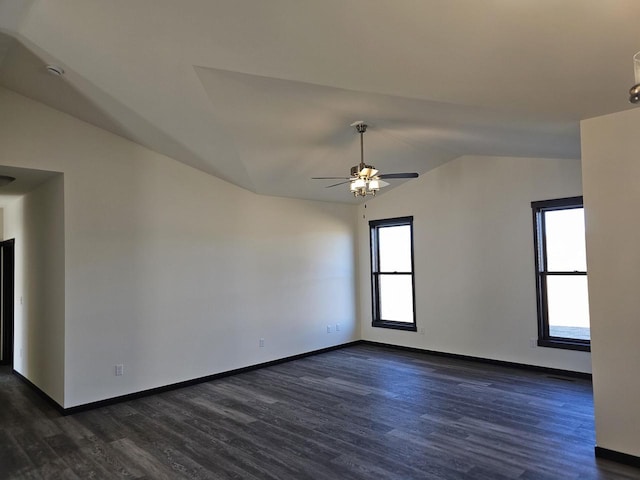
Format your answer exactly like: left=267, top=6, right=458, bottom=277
left=1, top=1, right=640, bottom=478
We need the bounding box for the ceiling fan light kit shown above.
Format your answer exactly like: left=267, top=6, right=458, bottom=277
left=312, top=121, right=419, bottom=197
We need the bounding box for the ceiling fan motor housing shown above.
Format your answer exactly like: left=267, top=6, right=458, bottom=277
left=351, top=164, right=376, bottom=177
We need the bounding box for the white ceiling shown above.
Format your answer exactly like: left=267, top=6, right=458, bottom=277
left=0, top=0, right=638, bottom=203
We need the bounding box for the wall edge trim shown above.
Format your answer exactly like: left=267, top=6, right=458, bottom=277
left=15, top=339, right=594, bottom=417
left=361, top=340, right=592, bottom=379
left=14, top=341, right=361, bottom=415
left=595, top=446, right=640, bottom=468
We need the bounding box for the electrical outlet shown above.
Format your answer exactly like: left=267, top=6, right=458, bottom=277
left=335, top=323, right=340, bottom=332
left=115, top=364, right=124, bottom=376
left=259, top=338, right=265, bottom=347
left=530, top=338, right=536, bottom=348
left=419, top=327, right=425, bottom=335
left=327, top=325, right=332, bottom=333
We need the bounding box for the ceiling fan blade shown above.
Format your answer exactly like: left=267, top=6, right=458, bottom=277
left=326, top=180, right=352, bottom=188
left=312, top=176, right=352, bottom=180
left=378, top=172, right=419, bottom=179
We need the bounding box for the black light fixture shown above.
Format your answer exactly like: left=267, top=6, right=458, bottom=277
left=45, top=64, right=65, bottom=76
left=629, top=52, right=640, bottom=104
left=0, top=175, right=15, bottom=187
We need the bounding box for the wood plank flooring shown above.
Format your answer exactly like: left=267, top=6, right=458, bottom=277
left=1, top=344, right=640, bottom=479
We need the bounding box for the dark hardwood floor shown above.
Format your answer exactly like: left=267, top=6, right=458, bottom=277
left=1, top=344, right=639, bottom=479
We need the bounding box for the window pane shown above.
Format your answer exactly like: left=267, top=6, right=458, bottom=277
left=547, top=275, right=590, bottom=340
left=379, top=274, right=413, bottom=323
left=545, top=208, right=587, bottom=272
left=378, top=225, right=411, bottom=272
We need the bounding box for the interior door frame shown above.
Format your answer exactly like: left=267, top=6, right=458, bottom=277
left=0, top=239, right=15, bottom=366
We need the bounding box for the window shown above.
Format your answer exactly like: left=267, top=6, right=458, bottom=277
left=531, top=197, right=590, bottom=351
left=370, top=216, right=416, bottom=331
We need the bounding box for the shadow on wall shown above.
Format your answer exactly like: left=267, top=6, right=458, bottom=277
left=2, top=169, right=65, bottom=405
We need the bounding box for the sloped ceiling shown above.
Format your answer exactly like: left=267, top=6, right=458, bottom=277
left=0, top=1, right=638, bottom=203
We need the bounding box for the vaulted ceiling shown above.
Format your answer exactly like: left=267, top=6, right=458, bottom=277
left=0, top=1, right=638, bottom=202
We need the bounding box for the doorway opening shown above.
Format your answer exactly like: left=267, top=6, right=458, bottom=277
left=0, top=239, right=15, bottom=366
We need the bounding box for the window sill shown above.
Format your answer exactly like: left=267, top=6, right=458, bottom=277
left=537, top=338, right=590, bottom=352
left=372, top=320, right=417, bottom=332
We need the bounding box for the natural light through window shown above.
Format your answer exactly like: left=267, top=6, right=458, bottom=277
left=532, top=197, right=590, bottom=350
left=379, top=275, right=414, bottom=323
left=544, top=209, right=590, bottom=340
left=378, top=225, right=413, bottom=323
left=370, top=217, right=416, bottom=331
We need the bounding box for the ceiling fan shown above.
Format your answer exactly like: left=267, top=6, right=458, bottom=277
left=312, top=121, right=419, bottom=197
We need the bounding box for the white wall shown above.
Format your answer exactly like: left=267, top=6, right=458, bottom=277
left=0, top=87, right=357, bottom=408
left=0, top=81, right=596, bottom=412
left=358, top=155, right=591, bottom=373
left=581, top=107, right=640, bottom=457
left=4, top=174, right=65, bottom=404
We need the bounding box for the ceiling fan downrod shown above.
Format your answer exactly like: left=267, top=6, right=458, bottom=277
left=350, top=123, right=376, bottom=178
left=357, top=122, right=367, bottom=172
